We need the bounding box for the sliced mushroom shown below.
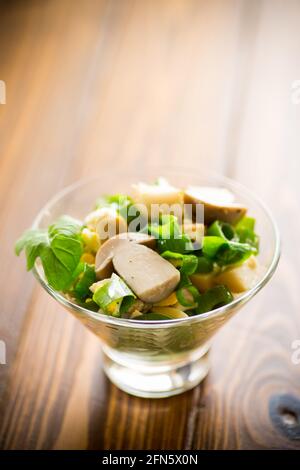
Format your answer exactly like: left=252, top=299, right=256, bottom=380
left=184, top=186, right=247, bottom=225
left=112, top=242, right=180, bottom=303
left=95, top=232, right=156, bottom=280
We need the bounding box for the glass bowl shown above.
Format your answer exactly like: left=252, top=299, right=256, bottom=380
left=32, top=167, right=280, bottom=398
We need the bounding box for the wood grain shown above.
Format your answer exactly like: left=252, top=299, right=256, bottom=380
left=0, top=0, right=300, bottom=450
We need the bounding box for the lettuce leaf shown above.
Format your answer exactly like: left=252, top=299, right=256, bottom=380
left=15, top=216, right=83, bottom=291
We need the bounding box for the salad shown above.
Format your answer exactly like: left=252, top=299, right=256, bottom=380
left=15, top=178, right=261, bottom=321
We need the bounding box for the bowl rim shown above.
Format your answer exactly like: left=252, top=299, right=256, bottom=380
left=32, top=169, right=281, bottom=329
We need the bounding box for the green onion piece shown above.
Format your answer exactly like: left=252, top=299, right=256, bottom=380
left=207, top=220, right=237, bottom=241
left=74, top=263, right=96, bottom=301
left=161, top=251, right=184, bottom=260
left=161, top=251, right=198, bottom=274
left=177, top=272, right=192, bottom=289
left=202, top=236, right=228, bottom=258
left=160, top=251, right=185, bottom=268
left=202, top=236, right=255, bottom=267
left=195, top=285, right=233, bottom=314
left=176, top=285, right=201, bottom=307
left=119, top=296, right=136, bottom=315
left=93, top=273, right=136, bottom=317
left=216, top=240, right=255, bottom=266
left=235, top=216, right=255, bottom=231
left=181, top=255, right=198, bottom=274
left=235, top=216, right=259, bottom=252
left=196, top=256, right=214, bottom=273
left=147, top=215, right=194, bottom=254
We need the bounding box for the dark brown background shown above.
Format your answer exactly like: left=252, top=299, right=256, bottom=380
left=0, top=0, right=300, bottom=450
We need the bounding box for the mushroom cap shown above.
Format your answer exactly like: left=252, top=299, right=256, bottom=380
left=184, top=186, right=247, bottom=225
left=95, top=232, right=156, bottom=280
left=113, top=243, right=180, bottom=303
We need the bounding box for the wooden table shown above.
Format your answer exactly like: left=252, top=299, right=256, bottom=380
left=0, top=0, right=300, bottom=450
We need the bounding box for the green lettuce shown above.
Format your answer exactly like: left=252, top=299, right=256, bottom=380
left=15, top=215, right=83, bottom=291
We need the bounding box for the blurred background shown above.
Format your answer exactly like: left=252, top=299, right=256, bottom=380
left=0, top=0, right=299, bottom=450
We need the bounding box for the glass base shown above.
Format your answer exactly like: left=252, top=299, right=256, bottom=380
left=102, top=346, right=210, bottom=398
